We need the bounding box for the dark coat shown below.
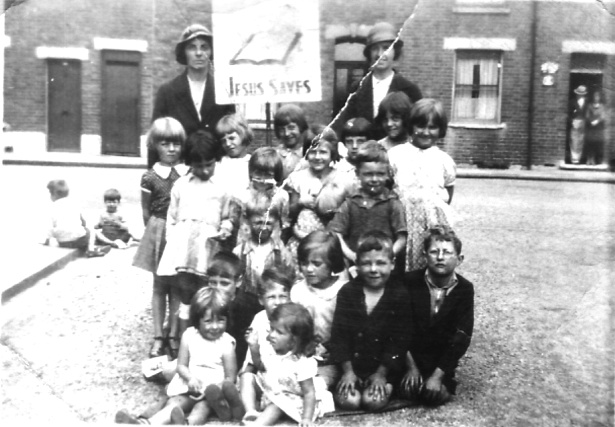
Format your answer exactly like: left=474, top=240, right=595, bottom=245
left=152, top=71, right=235, bottom=137
left=331, top=71, right=422, bottom=140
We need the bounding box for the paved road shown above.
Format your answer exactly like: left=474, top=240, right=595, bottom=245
left=1, top=166, right=613, bottom=425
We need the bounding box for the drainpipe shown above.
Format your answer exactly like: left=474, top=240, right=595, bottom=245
left=527, top=0, right=538, bottom=169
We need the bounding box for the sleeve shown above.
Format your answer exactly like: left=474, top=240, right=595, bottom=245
left=140, top=170, right=153, bottom=193
left=442, top=153, right=457, bottom=188
left=224, top=332, right=237, bottom=351
left=436, top=283, right=474, bottom=374
left=327, top=199, right=350, bottom=236
left=390, top=198, right=407, bottom=235
left=329, top=284, right=354, bottom=364
left=295, top=356, right=318, bottom=382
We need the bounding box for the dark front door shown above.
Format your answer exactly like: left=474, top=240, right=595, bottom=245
left=48, top=59, right=82, bottom=152
left=101, top=50, right=141, bottom=156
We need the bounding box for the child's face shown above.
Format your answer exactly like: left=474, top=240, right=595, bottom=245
left=248, top=213, right=276, bottom=244
left=105, top=199, right=120, bottom=213
left=198, top=308, right=227, bottom=341
left=259, top=282, right=290, bottom=319
left=250, top=170, right=277, bottom=192
left=357, top=162, right=388, bottom=197
left=156, top=140, right=181, bottom=166
left=221, top=132, right=248, bottom=159
left=424, top=240, right=463, bottom=277
left=267, top=319, right=295, bottom=354
left=344, top=136, right=367, bottom=161
left=191, top=158, right=216, bottom=181
left=383, top=112, right=406, bottom=141
left=357, top=249, right=394, bottom=291
left=278, top=122, right=301, bottom=149
left=307, top=142, right=332, bottom=173
left=369, top=41, right=395, bottom=72
left=412, top=118, right=440, bottom=149
left=206, top=274, right=239, bottom=299
left=300, top=251, right=333, bottom=289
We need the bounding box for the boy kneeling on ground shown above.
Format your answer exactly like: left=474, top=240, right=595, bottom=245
left=400, top=227, right=474, bottom=406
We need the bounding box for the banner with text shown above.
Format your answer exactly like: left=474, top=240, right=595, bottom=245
left=212, top=0, right=321, bottom=104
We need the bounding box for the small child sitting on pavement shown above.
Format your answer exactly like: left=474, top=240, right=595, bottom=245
left=94, top=188, right=138, bottom=249
left=43, top=179, right=108, bottom=257
left=400, top=227, right=474, bottom=406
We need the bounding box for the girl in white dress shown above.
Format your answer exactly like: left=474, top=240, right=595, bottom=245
left=388, top=99, right=457, bottom=271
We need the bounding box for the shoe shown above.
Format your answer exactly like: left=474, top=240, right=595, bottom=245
left=170, top=406, right=186, bottom=425
left=241, top=410, right=260, bottom=425
left=149, top=337, right=166, bottom=358
left=205, top=384, right=231, bottom=421
left=115, top=409, right=143, bottom=424
left=86, top=245, right=111, bottom=258
left=222, top=380, right=245, bottom=421
left=168, top=337, right=180, bottom=360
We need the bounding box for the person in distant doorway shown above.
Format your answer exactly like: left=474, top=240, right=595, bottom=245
left=569, top=85, right=589, bottom=164
left=584, top=89, right=607, bottom=166
left=152, top=24, right=235, bottom=166
left=331, top=22, right=422, bottom=140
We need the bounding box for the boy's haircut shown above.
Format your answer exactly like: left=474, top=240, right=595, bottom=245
left=258, top=267, right=295, bottom=296
left=409, top=98, right=449, bottom=138
left=355, top=140, right=390, bottom=167
left=183, top=130, right=221, bottom=164
left=273, top=104, right=308, bottom=138
left=215, top=113, right=253, bottom=146
left=308, top=124, right=340, bottom=162
left=103, top=188, right=121, bottom=202
left=270, top=303, right=316, bottom=357
left=297, top=230, right=345, bottom=274
left=47, top=179, right=69, bottom=198
left=341, top=117, right=372, bottom=140
left=375, top=91, right=413, bottom=133
left=244, top=193, right=281, bottom=221
left=422, top=226, right=462, bottom=255
left=146, top=117, right=186, bottom=168
left=248, top=147, right=284, bottom=186
left=207, top=251, right=242, bottom=280
left=189, top=286, right=231, bottom=328
left=356, top=230, right=394, bottom=260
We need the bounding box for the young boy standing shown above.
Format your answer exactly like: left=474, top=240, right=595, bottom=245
left=400, top=227, right=474, bottom=406
left=329, top=231, right=410, bottom=412
left=328, top=141, right=406, bottom=268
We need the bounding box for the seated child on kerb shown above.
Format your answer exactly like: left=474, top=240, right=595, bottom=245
left=94, top=188, right=138, bottom=249
left=43, top=179, right=108, bottom=257
left=329, top=231, right=411, bottom=411
left=400, top=227, right=474, bottom=406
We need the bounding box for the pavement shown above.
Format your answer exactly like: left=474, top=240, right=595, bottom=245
left=2, top=151, right=614, bottom=304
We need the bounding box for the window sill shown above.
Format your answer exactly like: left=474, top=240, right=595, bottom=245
left=449, top=122, right=506, bottom=130
left=453, top=6, right=510, bottom=15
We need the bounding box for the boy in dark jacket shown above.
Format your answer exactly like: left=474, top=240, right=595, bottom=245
left=401, top=227, right=474, bottom=406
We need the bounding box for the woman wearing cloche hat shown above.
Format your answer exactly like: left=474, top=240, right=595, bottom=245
left=331, top=21, right=422, bottom=140
left=152, top=24, right=235, bottom=139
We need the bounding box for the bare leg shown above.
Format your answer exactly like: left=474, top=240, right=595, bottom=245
left=148, top=396, right=195, bottom=425
left=151, top=275, right=168, bottom=356
left=186, top=400, right=211, bottom=425
left=240, top=373, right=259, bottom=413
left=253, top=403, right=283, bottom=426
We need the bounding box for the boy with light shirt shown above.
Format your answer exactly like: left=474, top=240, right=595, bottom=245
left=400, top=227, right=474, bottom=406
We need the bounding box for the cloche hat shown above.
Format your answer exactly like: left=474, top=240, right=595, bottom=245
left=175, top=24, right=213, bottom=65
left=363, top=22, right=403, bottom=58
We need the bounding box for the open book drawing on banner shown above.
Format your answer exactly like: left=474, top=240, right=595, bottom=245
left=230, top=27, right=302, bottom=66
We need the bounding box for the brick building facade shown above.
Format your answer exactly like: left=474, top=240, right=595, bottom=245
left=3, top=0, right=614, bottom=168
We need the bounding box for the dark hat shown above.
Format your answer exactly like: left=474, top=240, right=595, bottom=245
left=341, top=117, right=372, bottom=137
left=363, top=22, right=403, bottom=58
left=175, top=24, right=213, bottom=65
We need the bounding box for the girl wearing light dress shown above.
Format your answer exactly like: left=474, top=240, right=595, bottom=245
left=388, top=99, right=456, bottom=271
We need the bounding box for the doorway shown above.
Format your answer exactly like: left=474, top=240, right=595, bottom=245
left=47, top=59, right=82, bottom=152
left=101, top=50, right=141, bottom=156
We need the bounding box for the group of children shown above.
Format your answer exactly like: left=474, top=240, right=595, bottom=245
left=109, top=97, right=475, bottom=425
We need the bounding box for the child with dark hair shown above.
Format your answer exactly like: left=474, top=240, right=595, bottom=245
left=134, top=117, right=189, bottom=358
left=336, top=117, right=372, bottom=175
left=291, top=230, right=348, bottom=389
left=376, top=91, right=413, bottom=151
left=241, top=302, right=335, bottom=426
left=329, top=140, right=406, bottom=271
left=388, top=98, right=457, bottom=271
left=400, top=227, right=474, bottom=406
left=274, top=104, right=314, bottom=180
left=43, top=179, right=104, bottom=257
left=330, top=231, right=410, bottom=412
left=157, top=130, right=240, bottom=342
left=94, top=188, right=138, bottom=249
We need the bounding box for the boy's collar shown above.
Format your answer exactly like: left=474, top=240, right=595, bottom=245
left=351, top=187, right=393, bottom=201
left=425, top=269, right=458, bottom=291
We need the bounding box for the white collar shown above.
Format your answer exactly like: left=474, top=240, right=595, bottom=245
left=153, top=162, right=189, bottom=179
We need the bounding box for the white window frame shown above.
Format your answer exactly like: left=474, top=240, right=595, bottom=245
left=238, top=102, right=278, bottom=130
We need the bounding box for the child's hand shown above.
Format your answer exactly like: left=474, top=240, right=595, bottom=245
left=336, top=371, right=359, bottom=399
left=299, top=418, right=314, bottom=427
left=187, top=377, right=204, bottom=395
left=366, top=372, right=389, bottom=402
left=400, top=368, right=423, bottom=399
left=245, top=327, right=259, bottom=349
left=422, top=373, right=444, bottom=401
